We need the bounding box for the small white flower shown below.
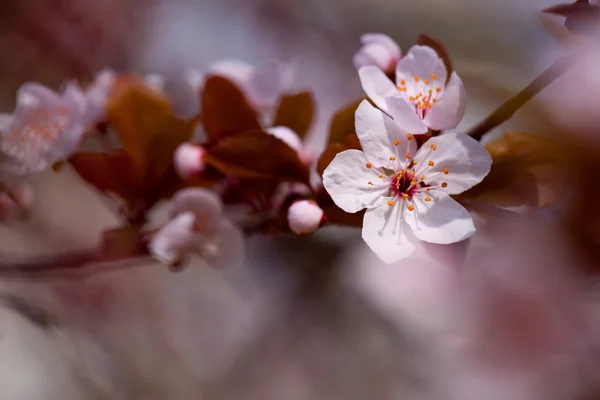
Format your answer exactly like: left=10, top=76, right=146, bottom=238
left=174, top=142, right=206, bottom=179
left=359, top=45, right=467, bottom=134
left=0, top=81, right=90, bottom=187
left=287, top=200, right=324, bottom=235
left=150, top=188, right=244, bottom=269
left=353, top=33, right=402, bottom=75
left=322, top=101, right=491, bottom=264
left=185, top=59, right=297, bottom=111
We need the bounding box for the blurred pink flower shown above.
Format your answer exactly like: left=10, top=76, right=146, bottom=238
left=150, top=188, right=244, bottom=269
left=287, top=199, right=325, bottom=235
left=353, top=33, right=402, bottom=75
left=359, top=45, right=467, bottom=133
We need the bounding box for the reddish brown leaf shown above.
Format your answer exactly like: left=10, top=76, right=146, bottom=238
left=416, top=34, right=454, bottom=81
left=273, top=91, right=315, bottom=139
left=204, top=130, right=310, bottom=183
left=328, top=99, right=362, bottom=145
left=70, top=152, right=141, bottom=201
left=202, top=76, right=261, bottom=141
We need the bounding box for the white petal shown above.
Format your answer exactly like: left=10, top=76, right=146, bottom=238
left=202, top=219, right=245, bottom=269
left=150, top=212, right=196, bottom=265
left=266, top=126, right=303, bottom=153
left=362, top=200, right=417, bottom=264
left=358, top=66, right=397, bottom=114
left=414, top=132, right=492, bottom=195
left=287, top=200, right=324, bottom=235
left=395, top=45, right=447, bottom=88
left=355, top=100, right=416, bottom=167
left=322, top=149, right=388, bottom=213
left=171, top=188, right=223, bottom=227
left=385, top=96, right=428, bottom=134
left=144, top=73, right=166, bottom=93
left=360, top=33, right=402, bottom=59
left=16, top=83, right=61, bottom=110
left=183, top=69, right=205, bottom=91
left=423, top=72, right=467, bottom=130
left=209, top=59, right=254, bottom=85
left=405, top=191, right=475, bottom=244
left=174, top=143, right=205, bottom=179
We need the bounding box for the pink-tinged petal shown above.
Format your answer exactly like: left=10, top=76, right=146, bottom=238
left=266, top=126, right=303, bottom=153
left=385, top=96, right=428, bottom=134
left=247, top=61, right=294, bottom=109
left=150, top=212, right=196, bottom=265
left=322, top=149, right=389, bottom=213
left=414, top=132, right=492, bottom=195
left=183, top=69, right=205, bottom=92
left=358, top=66, right=397, bottom=113
left=171, top=188, right=223, bottom=237
left=362, top=199, right=417, bottom=264
left=355, top=100, right=416, bottom=167
left=423, top=72, right=467, bottom=130
left=353, top=33, right=402, bottom=73
left=405, top=190, right=475, bottom=244
left=202, top=219, right=245, bottom=269
left=174, top=143, right=206, bottom=179
left=287, top=200, right=324, bottom=235
left=395, top=45, right=447, bottom=87
left=15, top=82, right=61, bottom=111
left=144, top=73, right=165, bottom=93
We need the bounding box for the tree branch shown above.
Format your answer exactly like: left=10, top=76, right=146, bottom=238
left=467, top=54, right=579, bottom=141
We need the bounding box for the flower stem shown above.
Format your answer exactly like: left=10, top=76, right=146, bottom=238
left=467, top=54, right=579, bottom=141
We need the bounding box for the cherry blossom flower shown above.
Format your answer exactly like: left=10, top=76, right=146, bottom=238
left=322, top=100, right=491, bottom=263
left=353, top=33, right=402, bottom=75
left=149, top=188, right=244, bottom=269
left=184, top=59, right=296, bottom=111
left=287, top=200, right=325, bottom=235
left=0, top=81, right=90, bottom=188
left=359, top=45, right=467, bottom=134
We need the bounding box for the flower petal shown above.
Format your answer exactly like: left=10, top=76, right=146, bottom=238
left=405, top=190, right=475, bottom=244
left=355, top=100, right=416, bottom=167
left=353, top=33, right=401, bottom=73
left=171, top=188, right=223, bottom=237
left=423, top=72, right=467, bottom=130
left=358, top=66, right=397, bottom=114
left=395, top=45, right=447, bottom=88
left=150, top=212, right=196, bottom=265
left=360, top=33, right=402, bottom=59
left=322, top=149, right=389, bottom=213
left=209, top=59, right=254, bottom=85
left=414, top=132, right=492, bottom=195
left=385, top=96, right=428, bottom=134
left=362, top=200, right=417, bottom=264
left=266, top=126, right=303, bottom=153
left=15, top=83, right=61, bottom=111
left=202, top=219, right=245, bottom=268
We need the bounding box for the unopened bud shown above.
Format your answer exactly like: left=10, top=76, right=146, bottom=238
left=287, top=200, right=325, bottom=235
left=353, top=33, right=402, bottom=74
left=174, top=143, right=205, bottom=179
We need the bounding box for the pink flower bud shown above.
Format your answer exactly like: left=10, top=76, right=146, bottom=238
left=174, top=143, right=205, bottom=179
left=353, top=33, right=402, bottom=74
left=287, top=200, right=325, bottom=235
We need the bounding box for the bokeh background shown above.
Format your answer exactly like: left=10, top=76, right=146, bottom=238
left=1, top=0, right=600, bottom=399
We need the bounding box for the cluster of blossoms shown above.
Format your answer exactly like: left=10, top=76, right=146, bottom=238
left=0, top=30, right=505, bottom=270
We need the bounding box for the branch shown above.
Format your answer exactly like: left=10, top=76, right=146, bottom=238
left=467, top=53, right=579, bottom=141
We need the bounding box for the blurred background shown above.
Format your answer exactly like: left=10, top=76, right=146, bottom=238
left=1, top=0, right=600, bottom=399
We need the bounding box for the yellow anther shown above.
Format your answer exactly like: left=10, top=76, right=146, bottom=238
left=402, top=193, right=408, bottom=198
left=407, top=134, right=413, bottom=140
left=366, top=162, right=372, bottom=168
left=368, top=181, right=373, bottom=185
left=390, top=156, right=396, bottom=161
left=387, top=200, right=394, bottom=206
left=425, top=197, right=432, bottom=202
left=431, top=73, right=437, bottom=80
left=409, top=96, right=415, bottom=101
left=407, top=205, right=415, bottom=211
left=432, top=98, right=437, bottom=103
left=415, top=76, right=420, bottom=82
left=394, top=139, right=400, bottom=146
left=420, top=175, right=425, bottom=180
left=428, top=160, right=435, bottom=167
left=405, top=153, right=411, bottom=159
left=424, top=79, right=430, bottom=84
left=441, top=182, right=448, bottom=188
left=428, top=89, right=433, bottom=94
left=378, top=174, right=383, bottom=178
left=436, top=87, right=442, bottom=93
left=426, top=188, right=431, bottom=192
left=400, top=79, right=406, bottom=85
left=443, top=168, right=449, bottom=174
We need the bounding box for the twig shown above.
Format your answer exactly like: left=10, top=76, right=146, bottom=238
left=467, top=53, right=579, bottom=141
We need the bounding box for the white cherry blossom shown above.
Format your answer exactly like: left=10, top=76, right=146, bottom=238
left=353, top=33, right=402, bottom=75
left=358, top=45, right=467, bottom=134
left=0, top=81, right=91, bottom=188
left=322, top=100, right=491, bottom=263
left=150, top=188, right=244, bottom=269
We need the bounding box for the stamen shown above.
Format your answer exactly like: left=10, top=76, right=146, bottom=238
left=441, top=182, right=448, bottom=188
left=400, top=79, right=406, bottom=85
left=366, top=162, right=372, bottom=168
left=402, top=193, right=408, bottom=198
left=407, top=134, right=413, bottom=140
left=378, top=174, right=383, bottom=178
left=428, top=160, right=435, bottom=167
left=405, top=153, right=411, bottom=159
left=431, top=74, right=437, bottom=80
left=436, top=87, right=442, bottom=93
left=424, top=79, right=430, bottom=84
left=430, top=144, right=437, bottom=150
left=368, top=181, right=373, bottom=185
left=443, top=168, right=449, bottom=174
left=387, top=200, right=394, bottom=206
left=407, top=205, right=414, bottom=211
left=426, top=188, right=431, bottom=192
left=390, top=156, right=396, bottom=161
left=394, top=139, right=399, bottom=146
left=425, top=197, right=432, bottom=202
left=414, top=76, right=420, bottom=82
left=419, top=175, right=424, bottom=180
